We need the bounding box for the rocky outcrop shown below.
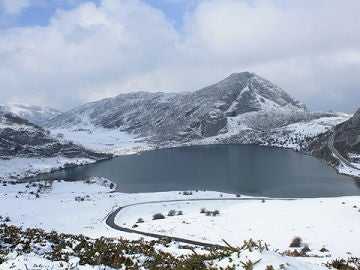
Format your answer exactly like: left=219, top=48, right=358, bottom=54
left=200, top=109, right=227, bottom=137
left=333, top=108, right=360, bottom=160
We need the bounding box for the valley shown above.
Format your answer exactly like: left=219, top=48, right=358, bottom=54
left=0, top=72, right=359, bottom=269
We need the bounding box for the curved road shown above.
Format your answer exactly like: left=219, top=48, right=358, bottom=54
left=106, top=197, right=293, bottom=249
left=328, top=132, right=360, bottom=172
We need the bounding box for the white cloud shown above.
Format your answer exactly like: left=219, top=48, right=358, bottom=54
left=0, top=0, right=31, bottom=14
left=0, top=0, right=359, bottom=113
left=0, top=0, right=180, bottom=109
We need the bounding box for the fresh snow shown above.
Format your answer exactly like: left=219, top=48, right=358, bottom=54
left=338, top=162, right=360, bottom=177
left=0, top=156, right=94, bottom=180
left=0, top=253, right=116, bottom=270
left=1, top=179, right=359, bottom=269
left=348, top=153, right=360, bottom=159
left=283, top=116, right=347, bottom=137
left=50, top=127, right=150, bottom=155
left=0, top=127, right=150, bottom=179
left=193, top=115, right=349, bottom=149
left=116, top=198, right=360, bottom=259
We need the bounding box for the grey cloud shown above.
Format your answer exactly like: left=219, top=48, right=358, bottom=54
left=0, top=0, right=359, bottom=113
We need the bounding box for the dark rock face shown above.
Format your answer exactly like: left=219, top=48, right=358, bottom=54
left=334, top=108, right=360, bottom=159
left=200, top=109, right=227, bottom=137
left=49, top=72, right=308, bottom=144
left=0, top=111, right=110, bottom=160
left=306, top=131, right=340, bottom=167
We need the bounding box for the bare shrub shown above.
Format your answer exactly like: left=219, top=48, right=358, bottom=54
left=167, top=210, right=177, bottom=216
left=320, top=247, right=329, bottom=253
left=152, top=213, right=165, bottom=220
left=136, top=218, right=144, bottom=223
left=289, top=237, right=302, bottom=248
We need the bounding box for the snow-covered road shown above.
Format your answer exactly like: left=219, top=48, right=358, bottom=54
left=328, top=132, right=360, bottom=173
left=106, top=197, right=293, bottom=248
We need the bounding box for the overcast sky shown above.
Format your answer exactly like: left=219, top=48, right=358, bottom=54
left=0, top=0, right=359, bottom=113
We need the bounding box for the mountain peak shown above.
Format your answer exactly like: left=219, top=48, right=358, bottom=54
left=49, top=72, right=309, bottom=143
left=224, top=71, right=255, bottom=81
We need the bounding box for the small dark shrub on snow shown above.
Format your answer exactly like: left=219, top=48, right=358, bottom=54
left=152, top=213, right=165, bottom=220
left=289, top=237, right=302, bottom=248
left=136, top=218, right=144, bottom=223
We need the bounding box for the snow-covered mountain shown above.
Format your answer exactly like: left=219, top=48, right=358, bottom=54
left=0, top=103, right=62, bottom=125
left=0, top=109, right=109, bottom=166
left=49, top=72, right=325, bottom=144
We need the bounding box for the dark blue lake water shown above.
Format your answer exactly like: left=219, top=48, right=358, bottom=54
left=36, top=145, right=360, bottom=198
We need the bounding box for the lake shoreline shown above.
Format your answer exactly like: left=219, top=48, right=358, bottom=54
left=20, top=144, right=360, bottom=198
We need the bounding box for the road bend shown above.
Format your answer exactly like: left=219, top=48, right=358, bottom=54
left=328, top=132, right=360, bottom=172
left=106, top=197, right=293, bottom=249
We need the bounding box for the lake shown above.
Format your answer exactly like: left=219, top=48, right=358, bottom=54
left=35, top=145, right=360, bottom=198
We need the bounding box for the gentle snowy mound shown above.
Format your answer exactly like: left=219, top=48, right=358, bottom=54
left=0, top=103, right=62, bottom=125
left=48, top=72, right=328, bottom=144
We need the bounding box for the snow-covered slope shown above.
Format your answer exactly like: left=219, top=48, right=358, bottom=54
left=335, top=108, right=360, bottom=157
left=0, top=103, right=62, bottom=125
left=307, top=108, right=360, bottom=177
left=0, top=110, right=110, bottom=179
left=49, top=72, right=326, bottom=145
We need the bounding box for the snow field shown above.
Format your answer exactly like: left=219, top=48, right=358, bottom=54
left=115, top=198, right=360, bottom=260
left=1, top=179, right=359, bottom=267
left=50, top=127, right=150, bottom=155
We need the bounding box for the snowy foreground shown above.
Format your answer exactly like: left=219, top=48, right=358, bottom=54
left=1, top=178, right=359, bottom=269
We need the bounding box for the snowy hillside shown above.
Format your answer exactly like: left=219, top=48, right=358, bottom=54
left=308, top=108, right=360, bottom=177
left=334, top=108, right=360, bottom=158
left=0, top=110, right=110, bottom=179
left=47, top=72, right=348, bottom=155
left=0, top=73, right=353, bottom=178
left=0, top=103, right=62, bottom=125
left=48, top=72, right=318, bottom=144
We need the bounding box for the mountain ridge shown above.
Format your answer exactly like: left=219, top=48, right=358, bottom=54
left=0, top=103, right=62, bottom=125
left=48, top=72, right=313, bottom=144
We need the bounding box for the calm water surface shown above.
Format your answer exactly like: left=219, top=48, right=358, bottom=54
left=37, top=145, right=360, bottom=197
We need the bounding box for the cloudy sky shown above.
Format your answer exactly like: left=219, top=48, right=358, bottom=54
left=0, top=0, right=359, bottom=113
